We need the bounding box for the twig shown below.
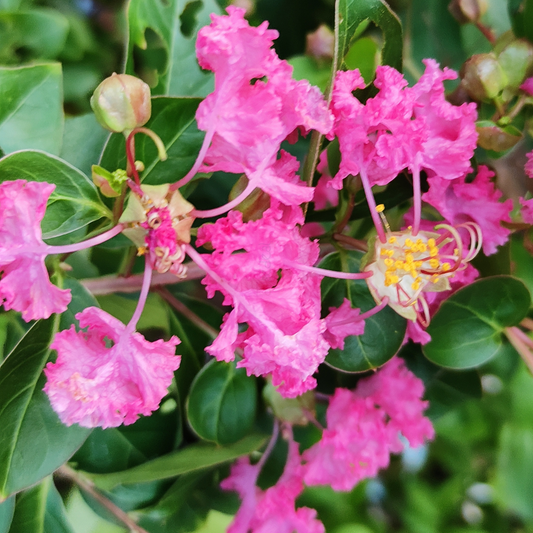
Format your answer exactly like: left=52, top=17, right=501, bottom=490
left=155, top=286, right=219, bottom=339
left=57, top=465, right=150, bottom=533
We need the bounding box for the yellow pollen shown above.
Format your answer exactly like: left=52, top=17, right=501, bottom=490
left=388, top=236, right=397, bottom=244
left=442, top=262, right=451, bottom=271
left=429, top=247, right=438, bottom=257
left=384, top=258, right=394, bottom=267
left=405, top=238, right=414, bottom=247
left=395, top=260, right=404, bottom=270
left=428, top=238, right=436, bottom=247
left=432, top=276, right=440, bottom=283
left=386, top=249, right=394, bottom=257
left=415, top=261, right=423, bottom=268
left=429, top=258, right=439, bottom=269
left=376, top=204, right=385, bottom=213
left=411, top=281, right=421, bottom=291
left=405, top=253, right=414, bottom=263
left=137, top=246, right=147, bottom=256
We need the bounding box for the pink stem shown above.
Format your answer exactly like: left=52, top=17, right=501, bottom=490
left=47, top=224, right=124, bottom=255
left=171, top=126, right=216, bottom=190
left=192, top=181, right=256, bottom=219
left=411, top=160, right=421, bottom=236
left=126, top=258, right=153, bottom=334
left=284, top=261, right=372, bottom=280
left=256, top=419, right=280, bottom=470
left=505, top=327, right=533, bottom=374
left=359, top=167, right=386, bottom=243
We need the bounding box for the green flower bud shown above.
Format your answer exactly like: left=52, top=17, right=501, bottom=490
left=476, top=120, right=522, bottom=152
left=497, top=39, right=533, bottom=89
left=90, top=73, right=151, bottom=134
left=460, top=53, right=508, bottom=101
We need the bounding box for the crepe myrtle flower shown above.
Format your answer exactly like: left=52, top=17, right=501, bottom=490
left=0, top=179, right=122, bottom=321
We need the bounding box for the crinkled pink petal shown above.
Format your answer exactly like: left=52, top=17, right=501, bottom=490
left=525, top=150, right=533, bottom=179
left=520, top=197, right=533, bottom=224
left=303, top=358, right=433, bottom=491
left=44, top=307, right=180, bottom=428
left=196, top=7, right=333, bottom=206
left=0, top=180, right=70, bottom=321
left=222, top=436, right=324, bottom=533
left=324, top=298, right=365, bottom=349
left=423, top=166, right=512, bottom=255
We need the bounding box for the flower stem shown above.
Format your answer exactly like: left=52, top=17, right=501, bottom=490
left=156, top=287, right=219, bottom=339
left=505, top=326, right=533, bottom=374
left=47, top=224, right=124, bottom=255
left=359, top=168, right=387, bottom=243
left=126, top=258, right=153, bottom=333
left=57, top=465, right=150, bottom=533
left=192, top=181, right=256, bottom=219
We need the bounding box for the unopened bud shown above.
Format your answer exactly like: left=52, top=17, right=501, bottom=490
left=91, top=165, right=128, bottom=197
left=230, top=175, right=270, bottom=222
left=497, top=39, right=533, bottom=89
left=262, top=381, right=316, bottom=425
left=476, top=120, right=522, bottom=152
left=449, top=0, right=488, bottom=23
left=460, top=53, right=508, bottom=101
left=91, top=73, right=151, bottom=134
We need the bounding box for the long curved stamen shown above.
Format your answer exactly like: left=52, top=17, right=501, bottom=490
left=328, top=297, right=389, bottom=327
left=47, top=224, right=124, bottom=255
left=126, top=257, right=153, bottom=334
left=192, top=181, right=256, bottom=219
left=415, top=295, right=430, bottom=328
left=411, top=160, right=422, bottom=237
left=283, top=261, right=372, bottom=280
left=359, top=167, right=387, bottom=243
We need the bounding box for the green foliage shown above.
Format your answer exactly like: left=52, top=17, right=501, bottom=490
left=320, top=250, right=406, bottom=372
left=424, top=276, right=531, bottom=368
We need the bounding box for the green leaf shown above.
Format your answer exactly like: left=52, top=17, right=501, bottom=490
left=423, top=276, right=531, bottom=369
left=494, top=423, right=533, bottom=520
left=344, top=37, right=378, bottom=84
left=8, top=478, right=48, bottom=533
left=43, top=481, right=75, bottom=533
left=509, top=0, right=533, bottom=44
left=320, top=250, right=406, bottom=372
left=0, top=64, right=63, bottom=156
left=0, top=497, right=14, bottom=533
left=336, top=0, right=402, bottom=73
left=86, top=433, right=268, bottom=491
left=0, top=318, right=90, bottom=500
left=60, top=114, right=109, bottom=177
left=0, top=9, right=69, bottom=61
left=99, top=97, right=204, bottom=188
left=59, top=277, right=99, bottom=331
left=125, top=0, right=220, bottom=96
left=187, top=360, right=257, bottom=445
left=0, top=150, right=111, bottom=241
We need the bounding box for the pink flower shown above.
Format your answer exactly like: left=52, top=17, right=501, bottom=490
left=44, top=307, right=180, bottom=428
left=196, top=7, right=333, bottom=206
left=423, top=165, right=513, bottom=255
left=303, top=358, right=433, bottom=491
left=520, top=197, right=533, bottom=224
left=525, top=150, right=533, bottom=179
left=520, top=77, right=533, bottom=96
left=324, top=298, right=365, bottom=349
left=0, top=180, right=71, bottom=321
left=196, top=209, right=330, bottom=397
left=222, top=434, right=324, bottom=533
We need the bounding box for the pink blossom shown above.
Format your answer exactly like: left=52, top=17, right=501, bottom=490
left=303, top=358, right=433, bottom=491
left=525, top=150, right=533, bottom=179
left=324, top=298, right=365, bottom=349
left=0, top=180, right=71, bottom=321
left=196, top=209, right=329, bottom=397
left=520, top=77, right=533, bottom=96
left=423, top=165, right=512, bottom=255
left=409, top=59, right=478, bottom=181
left=222, top=435, right=324, bottom=533
left=44, top=307, right=180, bottom=428
left=195, top=7, right=333, bottom=206
left=520, top=197, right=533, bottom=224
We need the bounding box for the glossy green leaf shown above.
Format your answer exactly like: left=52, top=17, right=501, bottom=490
left=509, top=0, right=533, bottom=44
left=43, top=481, right=75, bottom=533
left=494, top=424, right=533, bottom=520
left=99, top=97, right=204, bottom=188
left=0, top=150, right=111, bottom=240
left=0, top=10, right=69, bottom=61
left=423, top=276, right=531, bottom=369
left=60, top=114, right=109, bottom=177
left=0, top=64, right=63, bottom=156
left=0, top=497, right=14, bottom=533
left=86, top=433, right=268, bottom=491
left=336, top=0, right=402, bottom=73
left=8, top=479, right=48, bottom=533
left=344, top=37, right=378, bottom=84
left=59, top=277, right=99, bottom=331
left=320, top=250, right=406, bottom=372
left=0, top=318, right=90, bottom=500
left=187, top=360, right=257, bottom=445
left=125, top=0, right=219, bottom=96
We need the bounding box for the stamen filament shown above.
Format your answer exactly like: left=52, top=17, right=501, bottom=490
left=359, top=168, right=387, bottom=243
left=192, top=181, right=256, bottom=219
left=126, top=257, right=153, bottom=334
left=284, top=261, right=372, bottom=280
left=47, top=224, right=124, bottom=255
